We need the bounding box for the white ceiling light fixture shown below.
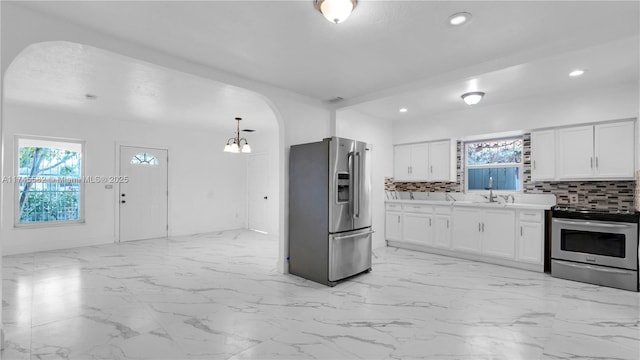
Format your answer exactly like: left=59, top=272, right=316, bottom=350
left=448, top=12, right=472, bottom=26
left=223, top=117, right=252, bottom=154
left=399, top=108, right=408, bottom=113
left=461, top=91, right=485, bottom=105
left=569, top=69, right=586, bottom=77
left=314, top=0, right=357, bottom=24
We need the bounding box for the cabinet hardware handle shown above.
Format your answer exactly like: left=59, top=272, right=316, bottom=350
left=520, top=226, right=523, bottom=236
left=398, top=215, right=401, bottom=224
left=429, top=218, right=432, bottom=226
left=478, top=223, right=481, bottom=232
left=595, top=157, right=599, bottom=168
left=447, top=219, right=449, bottom=228
left=482, top=223, right=485, bottom=232
left=533, top=160, right=536, bottom=170
left=590, top=157, right=593, bottom=168
left=430, top=165, right=433, bottom=173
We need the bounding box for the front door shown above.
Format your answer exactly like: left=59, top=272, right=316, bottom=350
left=119, top=146, right=168, bottom=242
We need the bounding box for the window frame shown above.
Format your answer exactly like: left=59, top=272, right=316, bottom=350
left=14, top=135, right=86, bottom=228
left=464, top=136, right=524, bottom=193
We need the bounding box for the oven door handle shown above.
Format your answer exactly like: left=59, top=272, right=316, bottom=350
left=553, top=219, right=634, bottom=228
left=553, top=260, right=635, bottom=275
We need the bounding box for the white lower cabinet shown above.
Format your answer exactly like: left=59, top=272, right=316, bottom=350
left=451, top=207, right=483, bottom=253
left=403, top=212, right=433, bottom=245
left=385, top=211, right=403, bottom=241
left=385, top=202, right=545, bottom=272
left=452, top=207, right=516, bottom=258
left=432, top=214, right=451, bottom=249
left=517, top=210, right=544, bottom=265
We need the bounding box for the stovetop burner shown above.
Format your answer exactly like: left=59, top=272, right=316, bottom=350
left=553, top=206, right=639, bottom=223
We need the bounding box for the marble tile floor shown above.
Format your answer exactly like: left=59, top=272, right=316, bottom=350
left=2, top=229, right=639, bottom=360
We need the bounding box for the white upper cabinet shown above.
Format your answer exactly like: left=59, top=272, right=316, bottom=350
left=393, top=140, right=454, bottom=182
left=393, top=145, right=412, bottom=181
left=411, top=143, right=430, bottom=180
left=428, top=140, right=453, bottom=181
left=594, top=121, right=636, bottom=178
left=546, top=120, right=635, bottom=181
left=530, top=130, right=556, bottom=181
left=557, top=125, right=595, bottom=179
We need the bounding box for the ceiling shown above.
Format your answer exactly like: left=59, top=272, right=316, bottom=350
left=4, top=1, right=639, bottom=124
left=5, top=41, right=277, bottom=132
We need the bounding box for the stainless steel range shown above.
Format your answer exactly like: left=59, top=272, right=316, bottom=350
left=551, top=207, right=639, bottom=291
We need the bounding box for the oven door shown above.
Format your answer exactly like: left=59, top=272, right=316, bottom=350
left=552, top=218, right=638, bottom=270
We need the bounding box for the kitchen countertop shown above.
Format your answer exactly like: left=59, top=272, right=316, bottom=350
left=385, top=199, right=553, bottom=210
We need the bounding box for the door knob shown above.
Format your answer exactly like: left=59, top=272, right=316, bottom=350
left=121, top=200, right=126, bottom=204
left=264, top=196, right=268, bottom=200
left=121, top=194, right=126, bottom=197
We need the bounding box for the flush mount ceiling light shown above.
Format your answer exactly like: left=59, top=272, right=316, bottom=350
left=223, top=117, right=252, bottom=154
left=314, top=0, right=357, bottom=24
left=448, top=12, right=472, bottom=26
left=461, top=91, right=485, bottom=105
left=399, top=108, right=408, bottom=113
left=569, top=69, right=586, bottom=77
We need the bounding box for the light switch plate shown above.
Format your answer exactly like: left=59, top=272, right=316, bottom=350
left=569, top=194, right=578, bottom=203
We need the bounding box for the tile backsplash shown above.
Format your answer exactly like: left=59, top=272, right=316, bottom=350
left=387, top=134, right=636, bottom=211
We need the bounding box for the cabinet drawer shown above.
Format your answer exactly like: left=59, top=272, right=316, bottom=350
left=386, top=203, right=402, bottom=211
left=433, top=205, right=452, bottom=215
left=403, top=204, right=432, bottom=213
left=519, top=210, right=542, bottom=222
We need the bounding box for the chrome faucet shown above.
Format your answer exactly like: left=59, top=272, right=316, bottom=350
left=487, top=177, right=497, bottom=203
left=409, top=191, right=415, bottom=200
left=445, top=193, right=455, bottom=202
left=500, top=194, right=515, bottom=203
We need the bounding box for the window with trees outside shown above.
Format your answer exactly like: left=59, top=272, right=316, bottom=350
left=16, top=137, right=84, bottom=225
left=465, top=137, right=523, bottom=192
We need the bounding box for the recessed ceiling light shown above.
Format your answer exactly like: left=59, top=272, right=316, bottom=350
left=399, top=108, right=408, bottom=113
left=449, top=12, right=472, bottom=26
left=569, top=69, right=585, bottom=77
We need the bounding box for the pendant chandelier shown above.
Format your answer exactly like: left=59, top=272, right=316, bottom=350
left=223, top=117, right=251, bottom=153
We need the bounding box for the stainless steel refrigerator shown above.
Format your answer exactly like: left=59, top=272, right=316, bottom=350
left=289, top=136, right=373, bottom=286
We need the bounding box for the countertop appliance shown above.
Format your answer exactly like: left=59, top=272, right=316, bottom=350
left=289, top=137, right=373, bottom=286
left=551, top=207, right=639, bottom=291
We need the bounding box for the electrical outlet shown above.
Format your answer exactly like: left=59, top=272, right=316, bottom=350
left=569, top=194, right=579, bottom=204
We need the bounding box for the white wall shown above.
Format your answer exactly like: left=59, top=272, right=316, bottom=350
left=1, top=103, right=250, bottom=255
left=336, top=109, right=393, bottom=250
left=393, top=83, right=639, bottom=144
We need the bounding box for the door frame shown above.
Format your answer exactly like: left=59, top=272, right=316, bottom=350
left=115, top=143, right=169, bottom=243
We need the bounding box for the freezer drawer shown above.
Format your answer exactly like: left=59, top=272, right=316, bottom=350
left=328, top=229, right=373, bottom=282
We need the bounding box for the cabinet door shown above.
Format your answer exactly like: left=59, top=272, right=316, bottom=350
left=428, top=140, right=451, bottom=181
left=595, top=121, right=635, bottom=179
left=531, top=130, right=556, bottom=181
left=404, top=213, right=432, bottom=244
left=393, top=145, right=412, bottom=181
left=385, top=211, right=403, bottom=241
left=451, top=207, right=482, bottom=253
left=432, top=214, right=451, bottom=249
left=557, top=126, right=594, bottom=179
left=482, top=209, right=516, bottom=259
left=410, top=143, right=430, bottom=180
left=518, top=221, right=543, bottom=264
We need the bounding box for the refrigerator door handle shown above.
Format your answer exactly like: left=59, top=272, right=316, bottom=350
left=347, top=151, right=355, bottom=218
left=334, top=230, right=375, bottom=240
left=354, top=151, right=361, bottom=218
